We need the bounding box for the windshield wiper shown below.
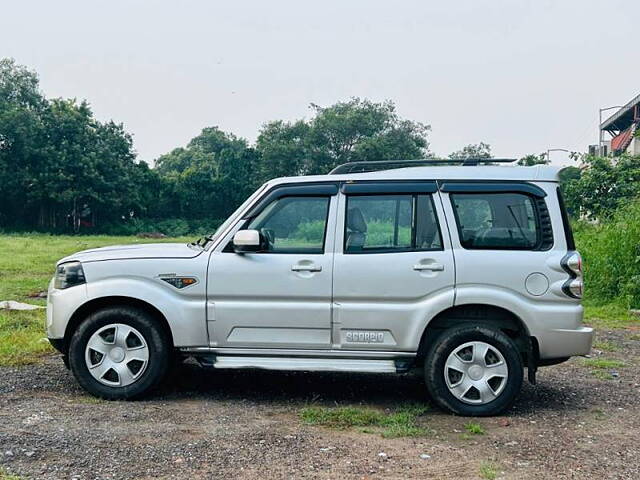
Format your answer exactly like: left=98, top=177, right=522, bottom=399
left=195, top=234, right=214, bottom=248
left=189, top=236, right=208, bottom=249
left=203, top=235, right=214, bottom=247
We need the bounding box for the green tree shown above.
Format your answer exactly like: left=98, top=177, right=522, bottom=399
left=255, top=98, right=430, bottom=182
left=0, top=58, right=156, bottom=231
left=0, top=58, right=48, bottom=227
left=30, top=98, right=151, bottom=229
left=255, top=120, right=310, bottom=180
left=563, top=154, right=640, bottom=219
left=156, top=126, right=248, bottom=176
left=3, top=59, right=445, bottom=234
left=155, top=126, right=258, bottom=220
left=517, top=153, right=549, bottom=166
left=449, top=142, right=492, bottom=160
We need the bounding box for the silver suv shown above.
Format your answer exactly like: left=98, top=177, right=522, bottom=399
left=46, top=160, right=593, bottom=416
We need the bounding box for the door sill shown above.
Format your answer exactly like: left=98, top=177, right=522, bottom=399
left=212, top=356, right=403, bottom=373
left=179, top=346, right=416, bottom=359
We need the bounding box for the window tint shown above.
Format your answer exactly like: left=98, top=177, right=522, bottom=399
left=415, top=195, right=443, bottom=250
left=451, top=193, right=541, bottom=249
left=345, top=194, right=442, bottom=253
left=245, top=196, right=330, bottom=253
left=557, top=187, right=575, bottom=250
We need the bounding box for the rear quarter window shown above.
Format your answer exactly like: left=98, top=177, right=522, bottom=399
left=556, top=186, right=575, bottom=250
left=451, top=192, right=551, bottom=250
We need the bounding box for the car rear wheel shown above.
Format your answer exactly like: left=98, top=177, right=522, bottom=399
left=68, top=306, right=170, bottom=399
left=424, top=326, right=523, bottom=416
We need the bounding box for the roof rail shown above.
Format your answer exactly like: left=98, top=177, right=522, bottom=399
left=328, top=158, right=517, bottom=175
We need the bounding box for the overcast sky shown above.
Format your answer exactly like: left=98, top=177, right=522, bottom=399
left=3, top=0, right=639, bottom=165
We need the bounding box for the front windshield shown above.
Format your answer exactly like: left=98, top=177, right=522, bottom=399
left=193, top=183, right=269, bottom=247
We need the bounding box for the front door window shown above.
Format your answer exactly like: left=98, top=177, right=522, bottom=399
left=245, top=196, right=330, bottom=254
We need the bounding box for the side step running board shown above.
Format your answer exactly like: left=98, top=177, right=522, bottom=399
left=212, top=356, right=399, bottom=373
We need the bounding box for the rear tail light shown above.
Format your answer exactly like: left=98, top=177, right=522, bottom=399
left=567, top=278, right=583, bottom=298
left=561, top=251, right=583, bottom=299
left=565, top=252, right=582, bottom=276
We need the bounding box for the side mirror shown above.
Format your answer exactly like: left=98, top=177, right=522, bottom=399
left=232, top=229, right=263, bottom=253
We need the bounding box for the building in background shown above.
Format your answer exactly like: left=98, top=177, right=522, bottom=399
left=597, top=93, right=640, bottom=156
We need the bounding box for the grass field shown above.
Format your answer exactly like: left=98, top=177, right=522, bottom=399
left=0, top=234, right=190, bottom=366
left=300, top=404, right=432, bottom=438
left=0, top=234, right=637, bottom=366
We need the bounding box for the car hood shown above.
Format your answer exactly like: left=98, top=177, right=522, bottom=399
left=57, top=243, right=202, bottom=265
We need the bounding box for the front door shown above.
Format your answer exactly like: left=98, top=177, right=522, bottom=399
left=207, top=187, right=337, bottom=349
left=332, top=182, right=456, bottom=352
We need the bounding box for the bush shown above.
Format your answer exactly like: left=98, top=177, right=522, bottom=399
left=366, top=220, right=411, bottom=246
left=49, top=217, right=225, bottom=237
left=155, top=218, right=191, bottom=237
left=575, top=200, right=640, bottom=308
left=291, top=220, right=326, bottom=241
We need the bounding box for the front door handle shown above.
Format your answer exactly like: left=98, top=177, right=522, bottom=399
left=291, top=264, right=322, bottom=272
left=413, top=263, right=444, bottom=272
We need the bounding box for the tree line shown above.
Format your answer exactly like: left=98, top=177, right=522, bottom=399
left=0, top=58, right=637, bottom=235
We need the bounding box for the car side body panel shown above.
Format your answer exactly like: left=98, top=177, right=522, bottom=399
left=452, top=286, right=588, bottom=358
left=47, top=257, right=209, bottom=347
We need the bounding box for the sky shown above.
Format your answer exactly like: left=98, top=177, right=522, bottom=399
left=2, top=0, right=639, bottom=166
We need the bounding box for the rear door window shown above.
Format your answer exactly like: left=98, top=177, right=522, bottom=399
left=345, top=194, right=442, bottom=253
left=451, top=193, right=543, bottom=250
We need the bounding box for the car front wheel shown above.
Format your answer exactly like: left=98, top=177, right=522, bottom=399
left=68, top=306, right=170, bottom=399
left=424, top=325, right=523, bottom=416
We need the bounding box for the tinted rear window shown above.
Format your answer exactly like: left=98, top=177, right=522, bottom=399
left=451, top=193, right=545, bottom=250
left=556, top=187, right=575, bottom=250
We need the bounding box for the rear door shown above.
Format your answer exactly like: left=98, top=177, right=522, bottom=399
left=332, top=181, right=455, bottom=352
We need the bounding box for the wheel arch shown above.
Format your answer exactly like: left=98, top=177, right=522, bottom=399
left=62, top=296, right=174, bottom=354
left=416, top=303, right=531, bottom=364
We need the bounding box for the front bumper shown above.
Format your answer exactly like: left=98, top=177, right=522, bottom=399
left=47, top=338, right=70, bottom=369
left=48, top=337, right=65, bottom=354
left=46, top=278, right=88, bottom=341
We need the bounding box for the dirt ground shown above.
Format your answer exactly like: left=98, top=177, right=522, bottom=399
left=1, top=329, right=639, bottom=480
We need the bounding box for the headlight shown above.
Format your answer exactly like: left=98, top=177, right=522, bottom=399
left=54, top=261, right=86, bottom=289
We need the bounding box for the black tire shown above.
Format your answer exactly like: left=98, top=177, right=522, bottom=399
left=68, top=306, right=171, bottom=400
left=424, top=325, right=523, bottom=416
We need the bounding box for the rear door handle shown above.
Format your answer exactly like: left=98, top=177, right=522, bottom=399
left=291, top=264, right=322, bottom=272
left=413, top=263, right=444, bottom=272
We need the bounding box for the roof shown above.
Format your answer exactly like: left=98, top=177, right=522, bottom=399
left=269, top=164, right=565, bottom=186
left=611, top=124, right=638, bottom=152
left=601, top=92, right=640, bottom=132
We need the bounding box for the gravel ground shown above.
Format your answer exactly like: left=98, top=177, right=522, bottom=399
left=1, top=329, right=639, bottom=480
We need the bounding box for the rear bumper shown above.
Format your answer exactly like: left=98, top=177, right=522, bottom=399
left=536, top=326, right=594, bottom=359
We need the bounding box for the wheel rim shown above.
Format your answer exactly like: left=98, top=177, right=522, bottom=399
left=444, top=341, right=509, bottom=405
left=85, top=324, right=149, bottom=387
